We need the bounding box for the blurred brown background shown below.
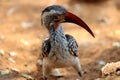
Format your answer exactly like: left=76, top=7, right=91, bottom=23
left=0, top=0, right=120, bottom=80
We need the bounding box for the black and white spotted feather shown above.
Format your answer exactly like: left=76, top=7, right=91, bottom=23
left=42, top=38, right=51, bottom=57
left=65, top=34, right=78, bottom=57
left=42, top=34, right=78, bottom=57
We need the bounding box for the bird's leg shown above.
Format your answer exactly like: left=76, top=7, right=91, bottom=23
left=73, top=57, right=83, bottom=77
left=43, top=58, right=52, bottom=80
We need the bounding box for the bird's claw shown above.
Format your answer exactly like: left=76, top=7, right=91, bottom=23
left=78, top=71, right=83, bottom=77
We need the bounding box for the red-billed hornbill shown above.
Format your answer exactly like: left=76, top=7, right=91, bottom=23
left=41, top=5, right=95, bottom=80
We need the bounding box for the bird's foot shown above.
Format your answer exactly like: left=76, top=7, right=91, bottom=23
left=78, top=71, right=83, bottom=77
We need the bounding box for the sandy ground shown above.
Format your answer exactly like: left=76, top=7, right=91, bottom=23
left=0, top=0, right=120, bottom=80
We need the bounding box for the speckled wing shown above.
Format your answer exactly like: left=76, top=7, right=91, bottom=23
left=42, top=38, right=51, bottom=57
left=65, top=34, right=79, bottom=57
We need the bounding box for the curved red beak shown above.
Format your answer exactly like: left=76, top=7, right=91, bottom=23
left=65, top=11, right=95, bottom=38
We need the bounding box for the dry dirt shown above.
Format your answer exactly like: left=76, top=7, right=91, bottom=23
left=0, top=0, right=120, bottom=80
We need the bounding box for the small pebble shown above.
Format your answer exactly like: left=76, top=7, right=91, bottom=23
left=52, top=69, right=62, bottom=76
left=0, top=49, right=5, bottom=56
left=7, top=7, right=16, bottom=16
left=21, top=73, right=33, bottom=79
left=37, top=59, right=43, bottom=66
left=116, top=68, right=120, bottom=76
left=11, top=68, right=20, bottom=73
left=20, top=39, right=29, bottom=46
left=0, top=35, right=5, bottom=40
left=117, top=71, right=120, bottom=76
left=112, top=41, right=120, bottom=48
left=0, top=70, right=10, bottom=75
left=96, top=60, right=106, bottom=66
left=21, top=22, right=34, bottom=29
left=8, top=58, right=16, bottom=63
left=26, top=66, right=32, bottom=73
left=9, top=51, right=17, bottom=57
left=94, top=30, right=100, bottom=35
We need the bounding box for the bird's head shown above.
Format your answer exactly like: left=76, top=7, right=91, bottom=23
left=41, top=5, right=95, bottom=37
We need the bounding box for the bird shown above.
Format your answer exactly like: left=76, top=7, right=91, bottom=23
left=41, top=5, right=95, bottom=80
